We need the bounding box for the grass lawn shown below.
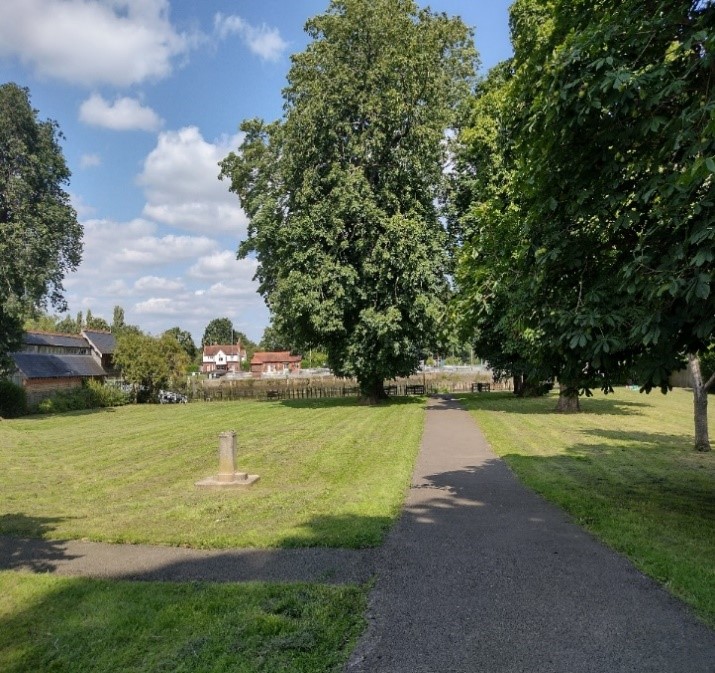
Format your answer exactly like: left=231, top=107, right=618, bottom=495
left=0, top=397, right=424, bottom=548
left=457, top=387, right=715, bottom=627
left=0, top=571, right=367, bottom=673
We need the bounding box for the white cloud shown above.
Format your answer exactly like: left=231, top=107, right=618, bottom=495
left=134, top=275, right=184, bottom=292
left=0, top=0, right=194, bottom=86
left=80, top=153, right=101, bottom=168
left=138, top=126, right=249, bottom=235
left=135, top=297, right=182, bottom=315
left=204, top=281, right=257, bottom=298
left=80, top=94, right=163, bottom=132
left=189, top=250, right=257, bottom=280
left=115, top=234, right=217, bottom=266
left=214, top=13, right=287, bottom=62
left=106, top=279, right=132, bottom=296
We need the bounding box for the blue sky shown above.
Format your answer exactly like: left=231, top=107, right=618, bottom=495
left=0, top=0, right=513, bottom=345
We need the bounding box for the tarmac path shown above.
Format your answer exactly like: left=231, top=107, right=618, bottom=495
left=344, top=395, right=715, bottom=673
left=2, top=395, right=715, bottom=671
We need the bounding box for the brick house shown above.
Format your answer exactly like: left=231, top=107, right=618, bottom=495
left=250, top=351, right=302, bottom=377
left=201, top=344, right=247, bottom=375
left=9, top=331, right=109, bottom=407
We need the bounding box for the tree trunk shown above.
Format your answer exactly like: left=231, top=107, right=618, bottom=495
left=555, top=381, right=580, bottom=412
left=688, top=353, right=713, bottom=452
left=360, top=376, right=387, bottom=405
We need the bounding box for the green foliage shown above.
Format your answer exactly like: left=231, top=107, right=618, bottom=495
left=24, top=310, right=62, bottom=333
left=81, top=308, right=110, bottom=331
left=221, top=0, right=477, bottom=401
left=201, top=317, right=237, bottom=346
left=302, top=349, right=329, bottom=369
left=0, top=83, right=82, bottom=369
left=111, top=305, right=125, bottom=332
left=0, top=379, right=27, bottom=417
left=259, top=321, right=291, bottom=352
left=114, top=332, right=189, bottom=402
left=163, top=326, right=198, bottom=361
left=36, top=380, right=129, bottom=414
left=24, top=307, right=112, bottom=335
left=453, top=0, right=715, bottom=410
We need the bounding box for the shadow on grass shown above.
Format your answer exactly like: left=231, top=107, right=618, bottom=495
left=0, top=564, right=367, bottom=673
left=0, top=513, right=78, bottom=572
left=20, top=406, right=118, bottom=421
left=504, top=449, right=715, bottom=521
left=452, top=391, right=651, bottom=416
left=3, top=439, right=715, bottom=668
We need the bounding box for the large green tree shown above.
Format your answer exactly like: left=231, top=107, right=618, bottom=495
left=114, top=331, right=189, bottom=402
left=0, top=83, right=82, bottom=369
left=220, top=0, right=477, bottom=401
left=454, top=0, right=715, bottom=446
left=163, top=326, right=198, bottom=361
left=201, top=317, right=238, bottom=346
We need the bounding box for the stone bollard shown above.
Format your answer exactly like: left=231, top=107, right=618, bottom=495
left=217, top=431, right=240, bottom=482
left=195, top=430, right=259, bottom=489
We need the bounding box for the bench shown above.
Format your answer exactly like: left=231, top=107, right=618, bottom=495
left=471, top=382, right=491, bottom=393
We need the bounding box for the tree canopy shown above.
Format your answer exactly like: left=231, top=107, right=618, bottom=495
left=163, top=326, right=198, bottom=361
left=0, top=83, right=82, bottom=369
left=220, top=0, right=477, bottom=401
left=453, top=0, right=715, bottom=443
left=114, top=331, right=189, bottom=402
left=201, top=317, right=238, bottom=347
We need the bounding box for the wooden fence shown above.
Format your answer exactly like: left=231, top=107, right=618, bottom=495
left=187, top=376, right=512, bottom=403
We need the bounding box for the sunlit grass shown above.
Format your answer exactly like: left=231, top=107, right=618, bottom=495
left=0, top=398, right=424, bottom=548
left=0, top=571, right=367, bottom=673
left=458, top=387, right=715, bottom=626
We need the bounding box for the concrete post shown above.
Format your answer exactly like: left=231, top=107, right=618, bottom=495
left=195, top=430, right=259, bottom=489
left=217, top=431, right=237, bottom=482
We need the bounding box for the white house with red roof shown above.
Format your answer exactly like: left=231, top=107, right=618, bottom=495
left=201, top=344, right=246, bottom=375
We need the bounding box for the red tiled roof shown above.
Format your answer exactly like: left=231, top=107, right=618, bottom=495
left=251, top=351, right=302, bottom=364
left=203, top=344, right=245, bottom=356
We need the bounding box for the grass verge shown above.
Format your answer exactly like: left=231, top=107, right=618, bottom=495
left=457, top=387, right=715, bottom=627
left=0, top=571, right=367, bottom=673
left=0, top=398, right=424, bottom=548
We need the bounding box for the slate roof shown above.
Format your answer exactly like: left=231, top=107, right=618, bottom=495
left=23, top=332, right=88, bottom=349
left=11, top=353, right=107, bottom=379
left=82, top=330, right=116, bottom=354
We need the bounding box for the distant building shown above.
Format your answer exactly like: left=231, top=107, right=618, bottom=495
left=81, top=329, right=119, bottom=377
left=250, top=351, right=302, bottom=377
left=201, top=344, right=246, bottom=375
left=9, top=331, right=110, bottom=407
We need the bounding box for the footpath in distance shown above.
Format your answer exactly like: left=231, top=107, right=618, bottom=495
left=345, top=395, right=715, bottom=673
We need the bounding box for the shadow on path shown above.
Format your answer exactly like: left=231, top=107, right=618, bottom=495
left=345, top=395, right=715, bottom=673
left=0, top=514, right=79, bottom=572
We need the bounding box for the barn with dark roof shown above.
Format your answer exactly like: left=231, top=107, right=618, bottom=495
left=9, top=331, right=113, bottom=407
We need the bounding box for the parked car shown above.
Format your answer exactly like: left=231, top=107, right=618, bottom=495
left=158, top=390, right=187, bottom=404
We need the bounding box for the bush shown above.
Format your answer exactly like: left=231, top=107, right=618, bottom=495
left=37, top=380, right=130, bottom=414
left=0, top=380, right=28, bottom=418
